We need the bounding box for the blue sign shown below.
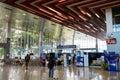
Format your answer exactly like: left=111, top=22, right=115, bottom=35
left=109, top=52, right=115, bottom=55
left=57, top=45, right=76, bottom=49
left=109, top=62, right=117, bottom=71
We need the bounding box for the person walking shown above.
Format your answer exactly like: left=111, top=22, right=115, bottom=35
left=73, top=55, right=76, bottom=64
left=25, top=54, right=30, bottom=70
left=68, top=55, right=71, bottom=65
left=48, top=55, right=55, bottom=79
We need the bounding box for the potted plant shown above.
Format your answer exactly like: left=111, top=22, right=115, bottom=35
left=101, top=61, right=109, bottom=70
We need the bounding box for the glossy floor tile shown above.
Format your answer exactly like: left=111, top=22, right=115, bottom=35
left=0, top=65, right=120, bottom=80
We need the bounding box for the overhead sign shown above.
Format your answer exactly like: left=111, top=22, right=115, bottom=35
left=106, top=38, right=116, bottom=44
left=57, top=45, right=76, bottom=49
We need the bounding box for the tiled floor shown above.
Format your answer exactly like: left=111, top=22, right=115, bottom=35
left=0, top=65, right=119, bottom=80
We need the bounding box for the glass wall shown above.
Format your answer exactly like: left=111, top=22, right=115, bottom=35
left=98, top=39, right=107, bottom=52
left=0, top=3, right=11, bottom=43
left=61, top=27, right=74, bottom=45
left=74, top=31, right=107, bottom=52
left=43, top=21, right=61, bottom=46
left=0, top=2, right=107, bottom=59
left=0, top=3, right=11, bottom=58
left=10, top=9, right=40, bottom=58
left=42, top=20, right=62, bottom=53
left=74, top=31, right=96, bottom=48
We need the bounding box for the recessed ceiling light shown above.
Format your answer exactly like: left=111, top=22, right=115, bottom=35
left=85, top=25, right=90, bottom=29
left=91, top=30, right=95, bottom=33
left=95, top=13, right=100, bottom=18
left=89, top=23, right=93, bottom=26
left=87, top=13, right=91, bottom=17
left=100, top=28, right=104, bottom=31
left=93, top=27, right=98, bottom=31
left=80, top=10, right=86, bottom=14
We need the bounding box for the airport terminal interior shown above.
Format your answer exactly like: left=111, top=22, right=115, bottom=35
left=0, top=0, right=120, bottom=80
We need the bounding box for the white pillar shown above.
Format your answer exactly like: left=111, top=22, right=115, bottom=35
left=63, top=54, right=67, bottom=67
left=39, top=18, right=46, bottom=57
left=5, top=8, right=13, bottom=59
left=106, top=8, right=113, bottom=33
left=59, top=25, right=63, bottom=45
left=72, top=30, right=75, bottom=45
left=96, top=38, right=98, bottom=52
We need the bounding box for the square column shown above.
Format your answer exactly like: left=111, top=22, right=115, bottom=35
left=106, top=8, right=113, bottom=33
left=39, top=18, right=46, bottom=57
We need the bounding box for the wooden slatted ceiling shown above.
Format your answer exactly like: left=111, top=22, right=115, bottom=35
left=3, top=0, right=120, bottom=40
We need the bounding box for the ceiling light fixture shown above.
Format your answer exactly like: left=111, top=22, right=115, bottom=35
left=89, top=23, right=93, bottom=26
left=58, top=0, right=66, bottom=2
left=87, top=13, right=91, bottom=17
left=95, top=13, right=100, bottom=18
left=80, top=10, right=86, bottom=14
left=91, top=30, right=95, bottom=33
left=93, top=27, right=98, bottom=31
left=100, top=28, right=104, bottom=31
left=47, top=7, right=61, bottom=15
left=85, top=25, right=90, bottom=29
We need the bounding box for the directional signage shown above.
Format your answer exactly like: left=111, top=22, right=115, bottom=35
left=57, top=45, right=76, bottom=49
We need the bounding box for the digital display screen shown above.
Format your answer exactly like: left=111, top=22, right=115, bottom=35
left=106, top=38, right=116, bottom=44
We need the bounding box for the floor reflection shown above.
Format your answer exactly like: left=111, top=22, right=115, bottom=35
left=0, top=65, right=119, bottom=80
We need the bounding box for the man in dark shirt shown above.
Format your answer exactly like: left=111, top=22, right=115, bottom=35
left=25, top=54, right=30, bottom=69
left=48, top=55, right=55, bottom=78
